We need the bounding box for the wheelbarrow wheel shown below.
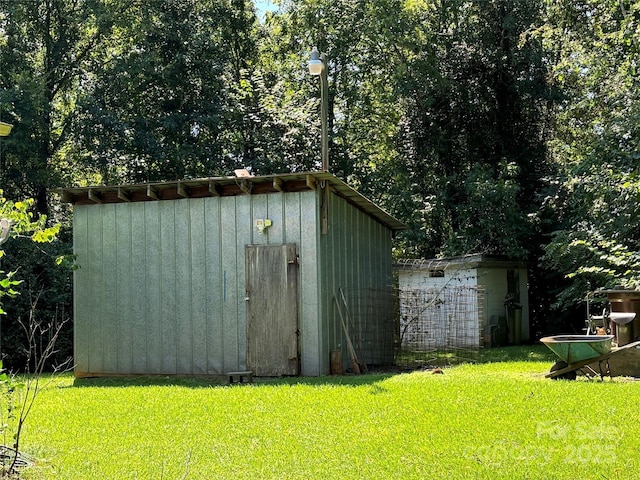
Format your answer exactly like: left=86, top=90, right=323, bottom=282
left=550, top=360, right=577, bottom=380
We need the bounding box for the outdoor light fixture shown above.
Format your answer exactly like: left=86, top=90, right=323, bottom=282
left=308, top=47, right=329, bottom=171
left=308, top=47, right=324, bottom=75
left=0, top=218, right=12, bottom=246
left=255, top=218, right=272, bottom=234
left=0, top=122, right=12, bottom=137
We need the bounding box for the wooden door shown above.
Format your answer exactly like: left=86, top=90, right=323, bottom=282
left=245, top=244, right=299, bottom=376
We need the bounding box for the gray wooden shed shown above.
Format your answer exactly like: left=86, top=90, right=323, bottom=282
left=58, top=172, right=406, bottom=377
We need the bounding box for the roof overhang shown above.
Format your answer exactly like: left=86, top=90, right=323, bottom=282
left=395, top=254, right=528, bottom=271
left=54, top=171, right=408, bottom=232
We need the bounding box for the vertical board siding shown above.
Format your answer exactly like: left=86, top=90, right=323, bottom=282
left=73, top=207, right=89, bottom=374
left=205, top=197, right=223, bottom=374
left=235, top=196, right=251, bottom=370
left=159, top=201, right=178, bottom=373
left=130, top=204, right=147, bottom=373
left=220, top=196, right=239, bottom=372
left=318, top=191, right=394, bottom=375
left=174, top=199, right=192, bottom=374
left=144, top=202, right=162, bottom=373
left=73, top=186, right=395, bottom=377
left=267, top=194, right=284, bottom=244
left=190, top=199, right=207, bottom=374
left=115, top=205, right=133, bottom=373
left=101, top=205, right=118, bottom=373
left=86, top=207, right=105, bottom=373
left=298, top=192, right=320, bottom=375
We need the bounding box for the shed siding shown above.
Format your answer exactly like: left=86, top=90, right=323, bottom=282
left=131, top=204, right=147, bottom=373
left=234, top=195, right=251, bottom=371
left=298, top=192, right=320, bottom=375
left=204, top=198, right=223, bottom=374
left=159, top=201, right=178, bottom=373
left=144, top=201, right=162, bottom=373
left=102, top=205, right=118, bottom=372
left=220, top=196, right=238, bottom=373
left=72, top=206, right=89, bottom=373
left=73, top=191, right=321, bottom=376
left=189, top=199, right=207, bottom=374
left=397, top=264, right=530, bottom=347
left=115, top=203, right=133, bottom=373
left=317, top=190, right=394, bottom=375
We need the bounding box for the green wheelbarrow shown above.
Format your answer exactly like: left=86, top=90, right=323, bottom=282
left=540, top=335, right=619, bottom=380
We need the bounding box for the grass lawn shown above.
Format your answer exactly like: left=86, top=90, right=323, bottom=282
left=18, top=346, right=640, bottom=479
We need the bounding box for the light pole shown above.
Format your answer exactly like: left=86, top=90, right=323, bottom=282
left=308, top=47, right=329, bottom=171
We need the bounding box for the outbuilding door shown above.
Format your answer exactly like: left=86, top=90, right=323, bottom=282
left=245, top=244, right=299, bottom=376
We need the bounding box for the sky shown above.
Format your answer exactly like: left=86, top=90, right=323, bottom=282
left=254, top=0, right=278, bottom=19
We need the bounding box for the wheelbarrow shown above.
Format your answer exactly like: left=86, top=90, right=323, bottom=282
left=540, top=335, right=640, bottom=380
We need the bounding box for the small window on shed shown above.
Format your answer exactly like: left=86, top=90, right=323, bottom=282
left=429, top=269, right=445, bottom=278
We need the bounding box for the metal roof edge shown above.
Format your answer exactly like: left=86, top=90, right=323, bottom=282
left=52, top=171, right=408, bottom=232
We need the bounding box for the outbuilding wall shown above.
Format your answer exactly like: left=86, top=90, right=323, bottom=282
left=479, top=266, right=530, bottom=342
left=397, top=261, right=530, bottom=349
left=73, top=191, right=322, bottom=376
left=317, top=192, right=395, bottom=374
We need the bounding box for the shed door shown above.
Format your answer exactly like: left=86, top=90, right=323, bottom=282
left=245, top=244, right=299, bottom=376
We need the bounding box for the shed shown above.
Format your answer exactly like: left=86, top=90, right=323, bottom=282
left=396, top=254, right=530, bottom=351
left=58, top=172, right=406, bottom=377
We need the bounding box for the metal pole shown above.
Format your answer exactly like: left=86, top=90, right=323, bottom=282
left=319, top=53, right=329, bottom=171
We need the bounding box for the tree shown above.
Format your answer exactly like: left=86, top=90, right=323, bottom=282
left=262, top=1, right=555, bottom=260
left=0, top=192, right=66, bottom=369
left=395, top=0, right=556, bottom=259
left=539, top=0, right=640, bottom=310
left=0, top=0, right=118, bottom=214
left=73, top=0, right=251, bottom=183
left=256, top=0, right=415, bottom=196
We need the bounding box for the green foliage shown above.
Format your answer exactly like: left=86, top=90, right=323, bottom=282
left=0, top=362, right=22, bottom=430
left=443, top=162, right=530, bottom=258
left=396, top=0, right=555, bottom=259
left=0, top=0, right=118, bottom=214
left=539, top=0, right=640, bottom=308
left=0, top=194, right=58, bottom=243
left=1, top=0, right=639, bottom=336
left=0, top=192, right=60, bottom=316
left=73, top=0, right=238, bottom=183
left=0, top=191, right=70, bottom=371
left=0, top=272, right=20, bottom=316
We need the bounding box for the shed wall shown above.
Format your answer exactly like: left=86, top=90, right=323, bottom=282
left=480, top=267, right=530, bottom=342
left=397, top=265, right=530, bottom=348
left=73, top=191, right=321, bottom=376
left=317, top=191, right=395, bottom=374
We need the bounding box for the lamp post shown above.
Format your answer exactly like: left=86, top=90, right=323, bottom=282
left=308, top=47, right=329, bottom=171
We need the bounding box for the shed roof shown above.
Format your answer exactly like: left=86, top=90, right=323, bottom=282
left=55, top=171, right=408, bottom=232
left=395, top=254, right=528, bottom=271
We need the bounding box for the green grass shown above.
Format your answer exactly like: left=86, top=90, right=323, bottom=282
left=18, top=346, right=640, bottom=479
left=396, top=343, right=556, bottom=368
